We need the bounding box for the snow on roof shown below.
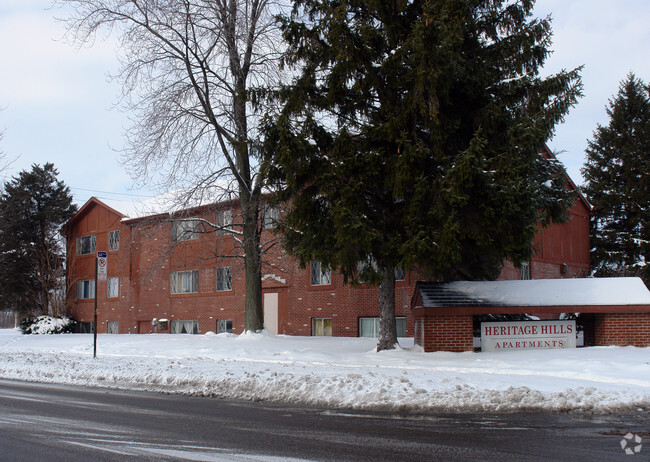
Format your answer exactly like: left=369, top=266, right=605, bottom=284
left=418, top=278, right=650, bottom=307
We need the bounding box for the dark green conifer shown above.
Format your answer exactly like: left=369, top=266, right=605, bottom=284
left=264, top=0, right=582, bottom=350
left=0, top=164, right=77, bottom=315
left=582, top=74, right=649, bottom=285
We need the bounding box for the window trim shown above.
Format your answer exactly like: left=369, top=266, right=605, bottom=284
left=216, top=209, right=233, bottom=236
left=76, top=279, right=96, bottom=300
left=76, top=234, right=96, bottom=255
left=216, top=266, right=233, bottom=292
left=311, top=317, right=332, bottom=336
left=107, top=277, right=119, bottom=298
left=310, top=261, right=332, bottom=286
left=171, top=218, right=200, bottom=242
left=262, top=206, right=279, bottom=229
left=358, top=317, right=407, bottom=338
left=170, top=270, right=199, bottom=294
left=108, top=230, right=120, bottom=251
left=217, top=319, right=233, bottom=334
left=170, top=319, right=199, bottom=334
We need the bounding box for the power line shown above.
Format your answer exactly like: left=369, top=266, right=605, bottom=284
left=70, top=187, right=155, bottom=198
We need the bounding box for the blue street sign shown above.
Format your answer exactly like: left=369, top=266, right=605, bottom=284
left=97, top=251, right=107, bottom=258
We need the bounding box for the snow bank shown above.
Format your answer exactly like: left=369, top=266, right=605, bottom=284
left=0, top=329, right=648, bottom=414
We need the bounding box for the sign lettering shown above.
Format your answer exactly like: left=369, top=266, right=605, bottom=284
left=481, top=320, right=576, bottom=352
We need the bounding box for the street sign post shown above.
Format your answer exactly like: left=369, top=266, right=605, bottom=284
left=97, top=251, right=107, bottom=281
left=93, top=251, right=107, bottom=359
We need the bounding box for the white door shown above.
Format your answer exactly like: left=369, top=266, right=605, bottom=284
left=263, top=292, right=279, bottom=335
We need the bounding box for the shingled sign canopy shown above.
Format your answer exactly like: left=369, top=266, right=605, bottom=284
left=411, top=278, right=650, bottom=352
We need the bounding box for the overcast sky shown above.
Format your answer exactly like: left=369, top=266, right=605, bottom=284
left=1, top=0, right=649, bottom=209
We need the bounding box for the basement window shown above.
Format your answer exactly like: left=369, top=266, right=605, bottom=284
left=312, top=318, right=332, bottom=336
left=359, top=317, right=406, bottom=338
left=217, top=319, right=233, bottom=334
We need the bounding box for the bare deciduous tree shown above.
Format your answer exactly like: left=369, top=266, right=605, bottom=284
left=58, top=0, right=286, bottom=331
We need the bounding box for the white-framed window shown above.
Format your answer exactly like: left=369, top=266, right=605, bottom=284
left=217, top=319, right=233, bottom=334
left=108, top=230, right=120, bottom=251
left=356, top=258, right=406, bottom=283
left=312, top=318, right=332, bottom=336
left=520, top=261, right=530, bottom=280
left=170, top=270, right=199, bottom=294
left=263, top=206, right=279, bottom=229
left=107, top=277, right=119, bottom=298
left=216, top=209, right=233, bottom=235
left=171, top=320, right=199, bottom=334
left=310, top=261, right=331, bottom=286
left=171, top=218, right=200, bottom=242
left=356, top=258, right=377, bottom=284
left=76, top=235, right=96, bottom=255
left=107, top=321, right=119, bottom=334
left=359, top=317, right=406, bottom=338
left=76, top=279, right=95, bottom=299
left=216, top=267, right=232, bottom=291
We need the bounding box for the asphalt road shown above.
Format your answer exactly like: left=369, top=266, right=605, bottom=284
left=0, top=379, right=647, bottom=461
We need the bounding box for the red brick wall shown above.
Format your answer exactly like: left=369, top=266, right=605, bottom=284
left=594, top=313, right=650, bottom=347
left=66, top=194, right=590, bottom=339
left=413, top=314, right=474, bottom=352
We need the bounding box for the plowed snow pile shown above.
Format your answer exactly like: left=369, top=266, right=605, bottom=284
left=0, top=329, right=648, bottom=413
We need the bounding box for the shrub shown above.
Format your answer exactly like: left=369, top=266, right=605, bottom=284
left=20, top=316, right=76, bottom=334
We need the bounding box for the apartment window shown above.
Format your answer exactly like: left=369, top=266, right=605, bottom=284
left=310, top=261, right=331, bottom=286
left=216, top=267, right=232, bottom=291
left=108, top=230, right=120, bottom=251
left=107, top=321, right=118, bottom=334
left=263, top=206, right=279, bottom=229
left=312, top=318, right=332, bottom=336
left=76, top=235, right=96, bottom=255
left=356, top=259, right=377, bottom=284
left=76, top=279, right=95, bottom=300
left=217, top=319, right=233, bottom=334
left=171, top=320, right=199, bottom=334
left=216, top=209, right=233, bottom=235
left=171, top=218, right=200, bottom=242
left=356, top=259, right=405, bottom=283
left=170, top=270, right=199, bottom=294
left=359, top=317, right=406, bottom=338
left=107, top=277, right=119, bottom=298
left=520, top=261, right=530, bottom=280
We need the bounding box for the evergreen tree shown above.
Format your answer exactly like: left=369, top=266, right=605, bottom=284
left=0, top=164, right=77, bottom=315
left=264, top=0, right=581, bottom=350
left=582, top=74, right=649, bottom=285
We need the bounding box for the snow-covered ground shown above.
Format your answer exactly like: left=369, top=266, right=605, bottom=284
left=0, top=328, right=648, bottom=414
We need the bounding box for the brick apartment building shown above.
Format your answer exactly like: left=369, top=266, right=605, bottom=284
left=62, top=160, right=591, bottom=338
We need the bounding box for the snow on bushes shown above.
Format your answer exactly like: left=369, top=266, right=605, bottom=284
left=21, top=316, right=76, bottom=334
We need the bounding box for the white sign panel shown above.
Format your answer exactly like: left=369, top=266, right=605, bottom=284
left=481, top=320, right=576, bottom=352
left=97, top=251, right=108, bottom=281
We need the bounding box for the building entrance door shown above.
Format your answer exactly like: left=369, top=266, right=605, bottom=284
left=263, top=292, right=279, bottom=334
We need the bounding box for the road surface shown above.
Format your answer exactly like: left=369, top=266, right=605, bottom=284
left=0, top=379, right=646, bottom=461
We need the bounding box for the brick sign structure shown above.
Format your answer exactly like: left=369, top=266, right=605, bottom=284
left=481, top=320, right=576, bottom=352
left=412, top=278, right=650, bottom=352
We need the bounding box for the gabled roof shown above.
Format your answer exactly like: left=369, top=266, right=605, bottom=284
left=61, top=197, right=126, bottom=237
left=540, top=145, right=591, bottom=212
left=414, top=278, right=650, bottom=309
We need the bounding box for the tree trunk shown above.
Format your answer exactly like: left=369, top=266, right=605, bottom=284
left=377, top=266, right=398, bottom=351
left=241, top=189, right=264, bottom=332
